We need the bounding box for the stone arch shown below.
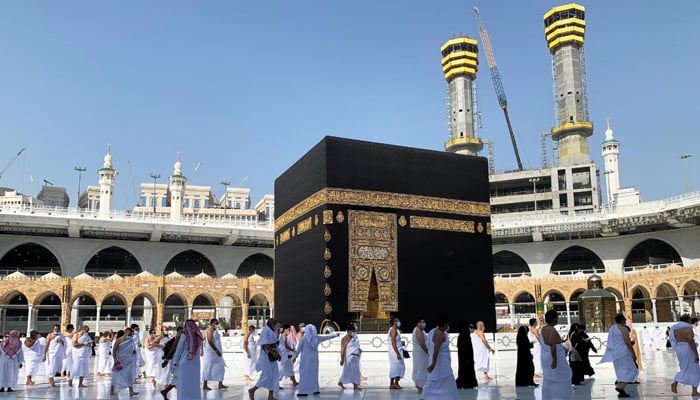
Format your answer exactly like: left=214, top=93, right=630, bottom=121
left=85, top=246, right=142, bottom=277
left=0, top=289, right=29, bottom=304
left=605, top=287, right=625, bottom=315
left=550, top=245, right=605, bottom=274
left=492, top=250, right=530, bottom=276
left=99, top=292, right=129, bottom=306
left=1, top=290, right=28, bottom=334
left=248, top=293, right=270, bottom=329
left=624, top=239, right=683, bottom=270
left=193, top=293, right=216, bottom=307
left=682, top=280, right=700, bottom=316
left=569, top=289, right=586, bottom=324
left=513, top=291, right=536, bottom=315
left=100, top=292, right=128, bottom=323
left=71, top=293, right=98, bottom=327
left=131, top=293, right=158, bottom=330
left=191, top=294, right=216, bottom=323
left=219, top=294, right=243, bottom=330
left=36, top=291, right=62, bottom=332
left=494, top=292, right=509, bottom=304
left=655, top=283, right=677, bottom=299
left=630, top=285, right=651, bottom=323
left=34, top=290, right=61, bottom=306
left=544, top=290, right=567, bottom=314
left=164, top=250, right=216, bottom=277
left=0, top=242, right=61, bottom=277
left=164, top=294, right=188, bottom=328
left=655, top=283, right=677, bottom=322
left=236, top=253, right=273, bottom=278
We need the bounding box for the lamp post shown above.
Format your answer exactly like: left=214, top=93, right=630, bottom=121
left=220, top=180, right=230, bottom=217
left=528, top=177, right=540, bottom=212
left=150, top=173, right=161, bottom=214
left=681, top=154, right=693, bottom=193
left=74, top=166, right=86, bottom=208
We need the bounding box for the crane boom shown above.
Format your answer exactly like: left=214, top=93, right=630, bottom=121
left=0, top=147, right=26, bottom=180
left=473, top=7, right=524, bottom=171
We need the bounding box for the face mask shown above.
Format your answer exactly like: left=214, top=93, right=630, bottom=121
left=396, top=322, right=401, bottom=328
left=301, top=327, right=306, bottom=333
left=351, top=332, right=357, bottom=337
left=446, top=325, right=450, bottom=332
left=420, top=323, right=426, bottom=330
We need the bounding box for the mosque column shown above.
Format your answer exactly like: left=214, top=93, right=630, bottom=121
left=187, top=306, right=193, bottom=320
left=678, top=295, right=685, bottom=316
left=156, top=303, right=164, bottom=331
left=61, top=278, right=73, bottom=329
left=651, top=299, right=658, bottom=324
left=509, top=303, right=515, bottom=326
left=61, top=301, right=72, bottom=329
left=126, top=306, right=132, bottom=327
left=565, top=302, right=571, bottom=327
left=26, top=304, right=34, bottom=335
left=95, top=306, right=102, bottom=333
left=241, top=306, right=248, bottom=330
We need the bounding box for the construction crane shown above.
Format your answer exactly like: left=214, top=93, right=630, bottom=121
left=473, top=7, right=524, bottom=171
left=0, top=147, right=26, bottom=181
left=127, top=161, right=140, bottom=207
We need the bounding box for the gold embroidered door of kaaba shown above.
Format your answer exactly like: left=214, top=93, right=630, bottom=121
left=348, top=210, right=398, bottom=313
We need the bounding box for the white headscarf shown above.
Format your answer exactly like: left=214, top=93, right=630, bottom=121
left=303, top=324, right=319, bottom=347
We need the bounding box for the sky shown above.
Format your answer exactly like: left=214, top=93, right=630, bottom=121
left=0, top=1, right=698, bottom=210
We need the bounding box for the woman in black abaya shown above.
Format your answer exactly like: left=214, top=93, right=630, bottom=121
left=455, top=322, right=478, bottom=389
left=515, top=325, right=538, bottom=387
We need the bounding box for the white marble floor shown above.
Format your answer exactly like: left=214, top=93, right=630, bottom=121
left=1, top=347, right=695, bottom=399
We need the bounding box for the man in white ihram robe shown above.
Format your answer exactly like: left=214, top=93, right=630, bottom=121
left=528, top=319, right=543, bottom=377
left=669, top=314, right=700, bottom=396
left=43, top=325, right=66, bottom=387
left=338, top=325, right=361, bottom=390
left=201, top=319, right=227, bottom=390
left=70, top=326, right=93, bottom=388
left=248, top=319, right=281, bottom=400
left=422, top=317, right=458, bottom=399
left=22, top=330, right=43, bottom=385
left=110, top=330, right=138, bottom=397
left=387, top=317, right=406, bottom=389
left=412, top=320, right=429, bottom=393
left=295, top=324, right=338, bottom=396
left=653, top=326, right=665, bottom=350
left=243, top=326, right=258, bottom=382
left=472, top=321, right=494, bottom=381
left=277, top=325, right=297, bottom=386
left=599, top=315, right=638, bottom=398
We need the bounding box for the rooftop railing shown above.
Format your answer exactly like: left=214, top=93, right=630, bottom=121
left=0, top=204, right=274, bottom=230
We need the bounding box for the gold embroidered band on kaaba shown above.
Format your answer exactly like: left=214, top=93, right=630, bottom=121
left=274, top=187, right=490, bottom=232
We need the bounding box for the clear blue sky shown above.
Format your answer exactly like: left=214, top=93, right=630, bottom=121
left=1, top=1, right=698, bottom=209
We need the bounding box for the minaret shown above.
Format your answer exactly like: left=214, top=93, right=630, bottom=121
left=544, top=3, right=593, bottom=165
left=601, top=119, right=620, bottom=204
left=169, top=153, right=187, bottom=222
left=98, top=145, right=117, bottom=218
left=441, top=36, right=483, bottom=156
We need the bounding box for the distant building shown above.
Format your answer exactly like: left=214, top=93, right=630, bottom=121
left=37, top=186, right=69, bottom=208
left=0, top=188, right=41, bottom=208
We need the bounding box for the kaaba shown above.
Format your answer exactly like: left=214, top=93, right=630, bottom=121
left=274, top=136, right=495, bottom=332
